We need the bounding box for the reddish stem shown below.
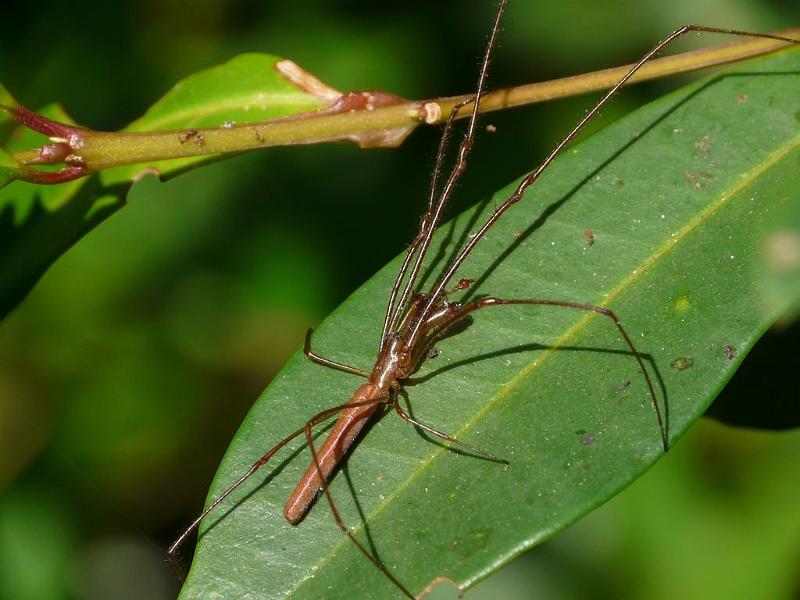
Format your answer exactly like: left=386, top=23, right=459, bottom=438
left=5, top=103, right=86, bottom=140
left=19, top=165, right=88, bottom=184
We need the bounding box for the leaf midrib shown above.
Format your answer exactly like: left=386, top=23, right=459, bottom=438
left=287, top=131, right=800, bottom=598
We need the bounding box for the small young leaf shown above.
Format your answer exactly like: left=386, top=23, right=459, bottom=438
left=179, top=47, right=799, bottom=599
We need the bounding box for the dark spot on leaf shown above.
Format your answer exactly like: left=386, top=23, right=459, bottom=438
left=427, top=346, right=439, bottom=360
left=583, top=230, right=595, bottom=246
left=581, top=432, right=595, bottom=445
left=612, top=177, right=624, bottom=187
left=723, top=345, right=736, bottom=360
left=694, top=135, right=711, bottom=158
left=684, top=170, right=713, bottom=189
left=670, top=356, right=694, bottom=371
left=615, top=380, right=631, bottom=393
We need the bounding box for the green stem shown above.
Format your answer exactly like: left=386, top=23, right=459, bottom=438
left=438, top=27, right=800, bottom=116
left=71, top=102, right=426, bottom=170
left=10, top=28, right=799, bottom=176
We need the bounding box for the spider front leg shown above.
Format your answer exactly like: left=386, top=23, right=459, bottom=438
left=303, top=328, right=370, bottom=378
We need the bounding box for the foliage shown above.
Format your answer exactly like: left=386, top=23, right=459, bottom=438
left=0, top=2, right=798, bottom=599
left=182, top=48, right=800, bottom=598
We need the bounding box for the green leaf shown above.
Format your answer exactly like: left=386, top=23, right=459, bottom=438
left=0, top=82, right=15, bottom=121
left=179, top=46, right=800, bottom=599
left=0, top=105, right=127, bottom=320
left=0, top=148, right=18, bottom=188
left=0, top=84, right=21, bottom=187
left=107, top=53, right=331, bottom=182
left=706, top=320, right=800, bottom=429
left=0, top=54, right=331, bottom=320
left=0, top=175, right=126, bottom=321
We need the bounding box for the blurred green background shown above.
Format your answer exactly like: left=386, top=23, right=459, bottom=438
left=1, top=1, right=798, bottom=599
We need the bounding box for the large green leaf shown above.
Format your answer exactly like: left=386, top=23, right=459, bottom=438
left=179, top=46, right=800, bottom=599
left=0, top=54, right=329, bottom=320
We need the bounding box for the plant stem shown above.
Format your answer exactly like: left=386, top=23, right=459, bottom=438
left=9, top=28, right=798, bottom=177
